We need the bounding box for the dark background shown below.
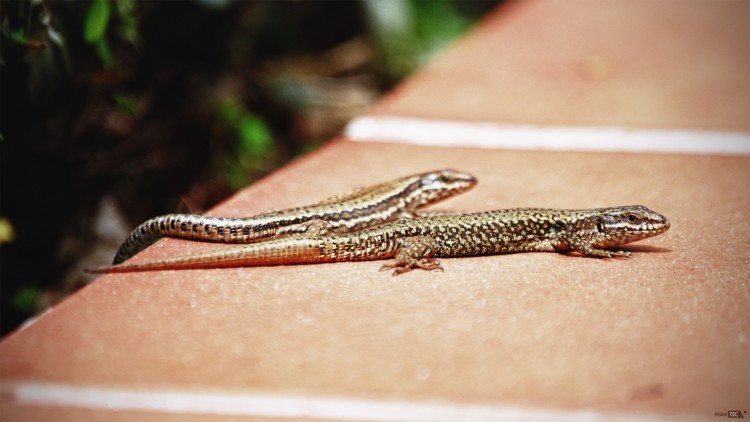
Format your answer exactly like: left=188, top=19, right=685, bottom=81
left=0, top=0, right=501, bottom=335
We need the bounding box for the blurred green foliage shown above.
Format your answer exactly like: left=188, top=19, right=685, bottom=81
left=365, top=0, right=475, bottom=81
left=11, top=287, right=38, bottom=314
left=84, top=0, right=110, bottom=43
left=114, top=93, right=137, bottom=116
left=218, top=96, right=275, bottom=191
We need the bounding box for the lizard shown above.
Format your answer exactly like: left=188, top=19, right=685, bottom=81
left=89, top=205, right=670, bottom=276
left=110, top=169, right=477, bottom=264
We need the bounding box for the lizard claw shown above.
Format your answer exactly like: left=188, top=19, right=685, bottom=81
left=610, top=250, right=632, bottom=258
left=380, top=258, right=444, bottom=276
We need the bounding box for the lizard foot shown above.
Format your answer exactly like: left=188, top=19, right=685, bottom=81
left=379, top=236, right=443, bottom=276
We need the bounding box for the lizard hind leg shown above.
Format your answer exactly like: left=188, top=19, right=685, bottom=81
left=380, top=236, right=444, bottom=276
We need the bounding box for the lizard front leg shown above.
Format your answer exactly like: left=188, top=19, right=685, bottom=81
left=380, top=236, right=443, bottom=276
left=568, top=240, right=632, bottom=258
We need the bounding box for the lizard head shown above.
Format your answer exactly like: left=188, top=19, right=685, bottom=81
left=411, top=169, right=477, bottom=207
left=586, top=205, right=671, bottom=247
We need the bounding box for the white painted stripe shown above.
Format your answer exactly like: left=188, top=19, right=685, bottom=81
left=345, top=116, right=750, bottom=155
left=1, top=382, right=691, bottom=421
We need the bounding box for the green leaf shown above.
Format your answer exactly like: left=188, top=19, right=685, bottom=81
left=12, top=287, right=38, bottom=313
left=114, top=94, right=137, bottom=116
left=95, top=38, right=113, bottom=68
left=237, top=116, right=271, bottom=153
left=218, top=96, right=272, bottom=153
left=84, top=0, right=111, bottom=43
left=115, top=0, right=140, bottom=46
left=11, top=30, right=28, bottom=43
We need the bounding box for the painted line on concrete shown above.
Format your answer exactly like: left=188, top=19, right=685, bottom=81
left=345, top=116, right=750, bottom=155
left=3, top=382, right=689, bottom=422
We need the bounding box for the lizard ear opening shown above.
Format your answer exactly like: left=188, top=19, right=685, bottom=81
left=596, top=219, right=605, bottom=233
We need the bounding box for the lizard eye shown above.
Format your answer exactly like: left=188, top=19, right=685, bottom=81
left=627, top=214, right=638, bottom=223
left=439, top=175, right=450, bottom=183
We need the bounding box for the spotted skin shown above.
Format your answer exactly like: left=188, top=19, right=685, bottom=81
left=90, top=205, right=670, bottom=276
left=112, top=169, right=477, bottom=264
